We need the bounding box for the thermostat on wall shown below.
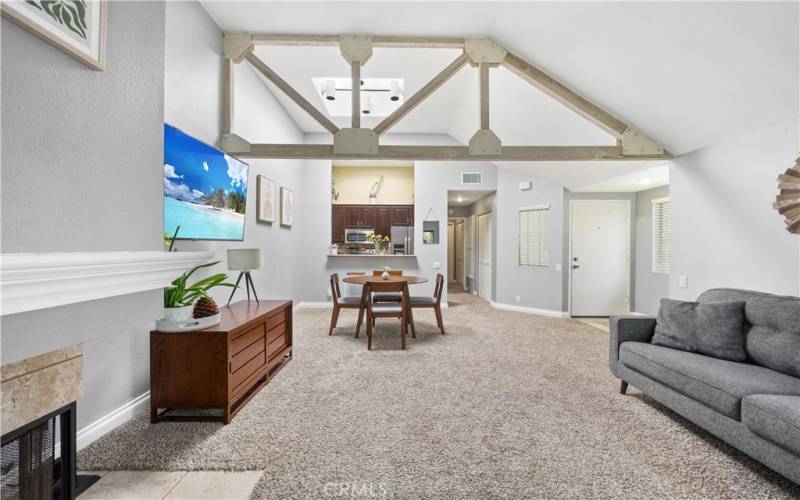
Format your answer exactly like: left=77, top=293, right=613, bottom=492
left=519, top=181, right=532, bottom=191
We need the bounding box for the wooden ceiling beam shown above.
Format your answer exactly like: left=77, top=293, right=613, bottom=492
left=373, top=52, right=470, bottom=136
left=243, top=51, right=339, bottom=135
left=250, top=34, right=464, bottom=48
left=232, top=144, right=671, bottom=162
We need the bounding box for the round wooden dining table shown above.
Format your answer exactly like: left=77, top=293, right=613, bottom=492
left=342, top=275, right=428, bottom=285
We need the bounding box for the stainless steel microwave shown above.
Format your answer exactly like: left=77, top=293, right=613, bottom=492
left=345, top=228, right=374, bottom=243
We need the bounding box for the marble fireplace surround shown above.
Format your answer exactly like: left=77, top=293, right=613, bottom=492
left=1, top=344, right=83, bottom=434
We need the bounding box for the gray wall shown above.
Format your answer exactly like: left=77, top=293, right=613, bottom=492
left=1, top=1, right=166, bottom=429
left=496, top=167, right=564, bottom=312
left=164, top=1, right=308, bottom=305
left=670, top=120, right=800, bottom=299
left=634, top=185, right=670, bottom=315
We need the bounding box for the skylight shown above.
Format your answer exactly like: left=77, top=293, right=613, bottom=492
left=311, top=77, right=404, bottom=118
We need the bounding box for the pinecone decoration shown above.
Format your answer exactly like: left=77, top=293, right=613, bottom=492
left=193, top=297, right=219, bottom=319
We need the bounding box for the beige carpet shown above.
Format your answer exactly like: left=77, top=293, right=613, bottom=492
left=78, top=293, right=799, bottom=499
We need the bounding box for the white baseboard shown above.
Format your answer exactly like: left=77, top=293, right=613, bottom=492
left=76, top=391, right=150, bottom=451
left=490, top=301, right=569, bottom=319
left=296, top=301, right=332, bottom=310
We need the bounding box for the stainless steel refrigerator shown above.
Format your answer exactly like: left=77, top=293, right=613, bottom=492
left=390, top=225, right=414, bottom=255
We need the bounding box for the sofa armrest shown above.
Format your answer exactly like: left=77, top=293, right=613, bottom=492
left=608, top=316, right=656, bottom=377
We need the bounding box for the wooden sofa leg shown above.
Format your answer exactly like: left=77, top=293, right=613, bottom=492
left=620, top=381, right=629, bottom=394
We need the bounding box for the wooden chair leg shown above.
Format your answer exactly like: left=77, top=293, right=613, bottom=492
left=328, top=305, right=340, bottom=336
left=620, top=381, right=628, bottom=394
left=367, top=311, right=373, bottom=350
left=355, top=305, right=365, bottom=338
left=434, top=305, right=445, bottom=335
left=407, top=306, right=416, bottom=338
left=401, top=313, right=406, bottom=350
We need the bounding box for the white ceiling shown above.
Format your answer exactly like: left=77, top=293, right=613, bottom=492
left=201, top=1, right=798, bottom=156
left=572, top=164, right=669, bottom=193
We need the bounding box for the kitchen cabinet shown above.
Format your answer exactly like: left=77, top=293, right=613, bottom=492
left=332, top=206, right=346, bottom=243
left=391, top=205, right=414, bottom=226
left=345, top=207, right=361, bottom=227
left=375, top=207, right=392, bottom=237
left=333, top=204, right=415, bottom=242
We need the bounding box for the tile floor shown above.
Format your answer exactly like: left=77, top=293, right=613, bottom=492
left=78, top=470, right=261, bottom=499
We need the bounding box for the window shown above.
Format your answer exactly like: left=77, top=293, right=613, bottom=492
left=519, top=205, right=550, bottom=267
left=652, top=198, right=670, bottom=274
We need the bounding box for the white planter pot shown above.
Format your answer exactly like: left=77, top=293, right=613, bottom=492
left=164, top=305, right=193, bottom=321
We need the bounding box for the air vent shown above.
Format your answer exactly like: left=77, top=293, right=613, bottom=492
left=461, top=172, right=483, bottom=185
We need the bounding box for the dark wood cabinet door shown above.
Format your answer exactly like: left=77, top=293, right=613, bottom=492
left=360, top=207, right=376, bottom=228
left=332, top=206, right=345, bottom=242
left=391, top=206, right=413, bottom=226
left=345, top=206, right=361, bottom=227
left=375, top=207, right=391, bottom=237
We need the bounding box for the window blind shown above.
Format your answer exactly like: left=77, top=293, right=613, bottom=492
left=652, top=198, right=670, bottom=274
left=519, top=207, right=550, bottom=267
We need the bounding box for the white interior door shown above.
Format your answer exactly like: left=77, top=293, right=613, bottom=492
left=478, top=213, right=492, bottom=302
left=447, top=222, right=455, bottom=280
left=455, top=221, right=465, bottom=287
left=570, top=200, right=630, bottom=316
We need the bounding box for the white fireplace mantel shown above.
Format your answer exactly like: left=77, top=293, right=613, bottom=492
left=0, top=251, right=216, bottom=316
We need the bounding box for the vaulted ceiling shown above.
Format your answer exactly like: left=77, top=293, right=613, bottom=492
left=202, top=1, right=798, bottom=158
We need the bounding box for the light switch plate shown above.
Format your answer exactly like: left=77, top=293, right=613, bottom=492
left=555, top=263, right=562, bottom=272
left=679, top=275, right=688, bottom=288
left=433, top=261, right=441, bottom=269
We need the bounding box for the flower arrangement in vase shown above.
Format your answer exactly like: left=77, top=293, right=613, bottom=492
left=366, top=233, right=390, bottom=255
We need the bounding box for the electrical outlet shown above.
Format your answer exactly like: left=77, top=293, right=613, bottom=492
left=515, top=295, right=521, bottom=303
left=555, top=263, right=562, bottom=272
left=679, top=275, right=688, bottom=288
left=433, top=261, right=441, bottom=269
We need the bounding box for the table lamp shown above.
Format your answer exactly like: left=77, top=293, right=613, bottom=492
left=226, top=248, right=261, bottom=306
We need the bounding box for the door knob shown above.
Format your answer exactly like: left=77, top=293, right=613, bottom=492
left=572, top=264, right=580, bottom=269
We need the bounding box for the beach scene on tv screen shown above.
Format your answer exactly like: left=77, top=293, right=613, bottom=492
left=163, top=124, right=248, bottom=240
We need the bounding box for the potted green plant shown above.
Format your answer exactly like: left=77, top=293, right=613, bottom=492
left=163, top=261, right=235, bottom=321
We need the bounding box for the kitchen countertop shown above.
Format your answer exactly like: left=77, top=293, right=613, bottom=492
left=327, top=254, right=416, bottom=258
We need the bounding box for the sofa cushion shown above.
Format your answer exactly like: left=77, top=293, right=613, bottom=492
left=698, top=289, right=800, bottom=377
left=652, top=298, right=746, bottom=361
left=742, top=395, right=800, bottom=456
left=619, top=342, right=800, bottom=420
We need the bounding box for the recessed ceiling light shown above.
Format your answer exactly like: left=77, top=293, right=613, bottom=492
left=635, top=178, right=651, bottom=184
left=456, top=195, right=464, bottom=202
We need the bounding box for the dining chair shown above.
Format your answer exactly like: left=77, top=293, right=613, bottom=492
left=328, top=273, right=365, bottom=337
left=371, top=270, right=403, bottom=303
left=364, top=280, right=410, bottom=350
left=408, top=273, right=445, bottom=336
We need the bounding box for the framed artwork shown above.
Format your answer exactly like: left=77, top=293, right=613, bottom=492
left=1, top=0, right=107, bottom=70
left=256, top=175, right=275, bottom=223
left=280, top=187, right=294, bottom=227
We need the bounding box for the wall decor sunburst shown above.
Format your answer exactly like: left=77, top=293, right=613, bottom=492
left=775, top=157, right=800, bottom=234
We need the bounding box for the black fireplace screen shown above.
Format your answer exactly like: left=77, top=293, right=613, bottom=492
left=1, top=418, right=54, bottom=500
left=1, top=403, right=77, bottom=500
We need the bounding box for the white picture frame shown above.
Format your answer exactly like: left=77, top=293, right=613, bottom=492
left=1, top=0, right=107, bottom=71
left=280, top=187, right=294, bottom=227
left=256, top=175, right=275, bottom=223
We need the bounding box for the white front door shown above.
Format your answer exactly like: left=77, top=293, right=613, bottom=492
left=478, top=213, right=492, bottom=302
left=570, top=200, right=630, bottom=316
left=455, top=221, right=464, bottom=287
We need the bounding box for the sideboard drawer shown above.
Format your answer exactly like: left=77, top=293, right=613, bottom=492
left=231, top=336, right=265, bottom=373
left=231, top=351, right=266, bottom=392
left=231, top=323, right=265, bottom=355
left=266, top=322, right=286, bottom=344
left=266, top=308, right=287, bottom=331
left=267, top=330, right=288, bottom=357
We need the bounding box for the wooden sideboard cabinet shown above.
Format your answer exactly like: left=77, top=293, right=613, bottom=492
left=150, top=300, right=292, bottom=424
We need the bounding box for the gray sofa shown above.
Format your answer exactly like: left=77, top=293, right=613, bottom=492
left=609, top=288, right=800, bottom=484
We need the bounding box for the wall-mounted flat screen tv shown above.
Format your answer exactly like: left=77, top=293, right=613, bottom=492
left=163, top=124, right=249, bottom=241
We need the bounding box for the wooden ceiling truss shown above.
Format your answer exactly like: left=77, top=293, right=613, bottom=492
left=220, top=33, right=671, bottom=161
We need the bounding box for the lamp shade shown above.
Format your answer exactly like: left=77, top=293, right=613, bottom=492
left=227, top=248, right=261, bottom=271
